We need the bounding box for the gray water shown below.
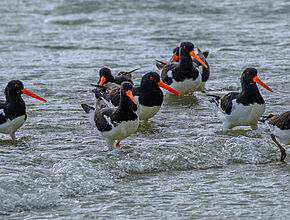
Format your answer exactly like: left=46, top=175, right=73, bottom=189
left=0, top=0, right=290, bottom=219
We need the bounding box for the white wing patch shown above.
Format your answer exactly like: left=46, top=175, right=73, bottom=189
left=100, top=97, right=114, bottom=108
left=104, top=115, right=113, bottom=126
left=0, top=109, right=5, bottom=116
left=167, top=70, right=173, bottom=78
left=134, top=95, right=140, bottom=105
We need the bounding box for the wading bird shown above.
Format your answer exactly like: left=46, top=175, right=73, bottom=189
left=0, top=80, right=47, bottom=140
left=209, top=68, right=272, bottom=130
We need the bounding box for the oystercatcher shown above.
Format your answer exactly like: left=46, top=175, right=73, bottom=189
left=0, top=80, right=47, bottom=140
left=158, top=42, right=208, bottom=95
left=260, top=111, right=290, bottom=161
left=81, top=82, right=139, bottom=150
left=92, top=72, right=180, bottom=121
left=209, top=68, right=273, bottom=130
left=98, top=67, right=139, bottom=86
left=156, top=47, right=210, bottom=92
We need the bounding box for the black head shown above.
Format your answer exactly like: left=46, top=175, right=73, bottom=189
left=140, top=72, right=180, bottom=95
left=241, top=68, right=258, bottom=84
left=179, top=42, right=195, bottom=53
left=5, top=80, right=47, bottom=102
left=173, top=47, right=179, bottom=56
left=120, top=81, right=134, bottom=93
left=98, top=67, right=114, bottom=85
left=120, top=81, right=137, bottom=104
left=241, top=68, right=272, bottom=92
left=140, top=72, right=161, bottom=88
left=5, top=80, right=25, bottom=100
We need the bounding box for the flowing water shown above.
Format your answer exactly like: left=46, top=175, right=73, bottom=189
left=0, top=0, right=290, bottom=219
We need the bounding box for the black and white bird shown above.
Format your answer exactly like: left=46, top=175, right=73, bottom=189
left=156, top=46, right=210, bottom=91
left=209, top=68, right=273, bottom=130
left=260, top=111, right=290, bottom=161
left=0, top=80, right=47, bottom=140
left=81, top=82, right=139, bottom=150
left=98, top=67, right=139, bottom=86
left=92, top=72, right=180, bottom=121
left=157, top=42, right=208, bottom=95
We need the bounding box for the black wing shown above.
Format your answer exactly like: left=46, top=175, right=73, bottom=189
left=95, top=108, right=114, bottom=132
left=221, top=92, right=239, bottom=115
left=92, top=82, right=121, bottom=107
left=161, top=62, right=178, bottom=85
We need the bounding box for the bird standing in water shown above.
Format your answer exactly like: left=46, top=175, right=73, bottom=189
left=92, top=72, right=180, bottom=121
left=0, top=80, right=47, bottom=140
left=81, top=82, right=139, bottom=150
left=260, top=111, right=290, bottom=161
left=97, top=67, right=139, bottom=86
left=209, top=68, right=272, bottom=130
left=158, top=42, right=208, bottom=95
left=156, top=46, right=210, bottom=91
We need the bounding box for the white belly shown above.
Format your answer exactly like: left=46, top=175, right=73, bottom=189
left=267, top=124, right=290, bottom=145
left=101, top=119, right=139, bottom=142
left=136, top=105, right=161, bottom=120
left=163, top=75, right=202, bottom=95
left=0, top=115, right=26, bottom=134
left=221, top=101, right=266, bottom=129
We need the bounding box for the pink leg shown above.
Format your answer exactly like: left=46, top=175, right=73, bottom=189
left=271, top=134, right=287, bottom=161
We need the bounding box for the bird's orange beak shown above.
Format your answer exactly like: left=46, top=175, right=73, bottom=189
left=253, top=76, right=273, bottom=92
left=171, top=54, right=179, bottom=62
left=99, top=76, right=106, bottom=86
left=126, top=90, right=137, bottom=104
left=189, top=50, right=208, bottom=68
left=157, top=80, right=181, bottom=96
left=22, top=88, right=47, bottom=102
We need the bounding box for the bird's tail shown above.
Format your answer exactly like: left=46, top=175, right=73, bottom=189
left=207, top=94, right=220, bottom=107
left=81, top=104, right=95, bottom=113
left=155, top=60, right=166, bottom=70
left=81, top=104, right=97, bottom=128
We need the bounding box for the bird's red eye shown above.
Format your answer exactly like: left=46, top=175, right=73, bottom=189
left=15, top=84, right=19, bottom=87
left=183, top=46, right=186, bottom=49
left=246, top=72, right=250, bottom=75
left=150, top=77, right=154, bottom=80
left=121, top=86, right=124, bottom=89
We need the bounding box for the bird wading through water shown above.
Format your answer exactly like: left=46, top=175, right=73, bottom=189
left=159, top=42, right=208, bottom=95
left=156, top=46, right=210, bottom=91
left=259, top=111, right=290, bottom=161
left=98, top=67, right=139, bottom=86
left=81, top=82, right=139, bottom=150
left=209, top=68, right=273, bottom=130
left=0, top=80, right=47, bottom=140
left=92, top=72, right=180, bottom=121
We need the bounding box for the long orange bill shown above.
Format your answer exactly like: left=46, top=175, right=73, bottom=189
left=22, top=88, right=47, bottom=102
left=125, top=90, right=138, bottom=104
left=170, top=54, right=179, bottom=62
left=189, top=50, right=208, bottom=68
left=253, top=76, right=273, bottom=92
left=157, top=81, right=181, bottom=96
left=99, top=76, right=106, bottom=86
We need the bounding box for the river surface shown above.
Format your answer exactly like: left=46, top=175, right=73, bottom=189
left=0, top=0, right=290, bottom=219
